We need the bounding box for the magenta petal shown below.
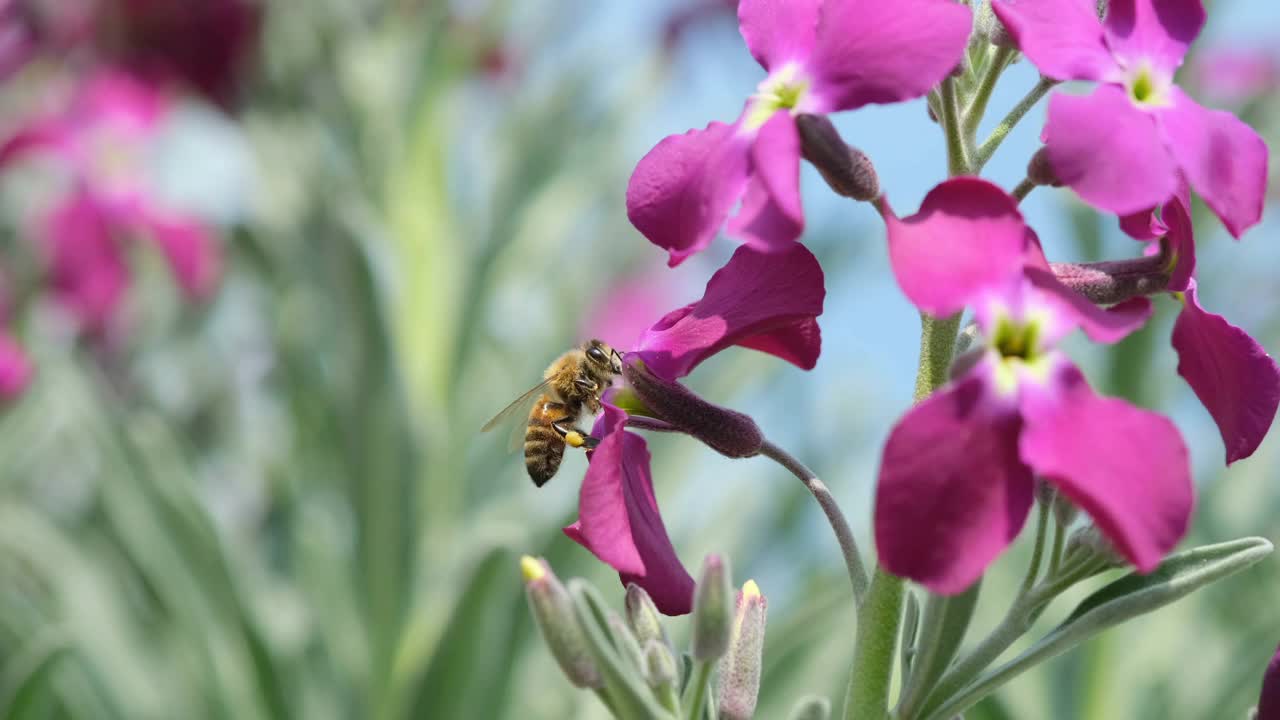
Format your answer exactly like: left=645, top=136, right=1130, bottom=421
left=43, top=193, right=129, bottom=331
left=992, top=0, right=1114, bottom=81
left=1019, top=362, right=1192, bottom=572
left=885, top=178, right=1030, bottom=316
left=1118, top=207, right=1165, bottom=241
left=1260, top=642, right=1280, bottom=720
left=627, top=121, right=753, bottom=266
left=0, top=332, right=33, bottom=401
left=635, top=243, right=824, bottom=379
left=1172, top=283, right=1280, bottom=464
left=806, top=0, right=971, bottom=112
left=875, top=364, right=1034, bottom=594
left=1161, top=186, right=1196, bottom=292
left=1025, top=268, right=1154, bottom=344
left=567, top=405, right=695, bottom=615
left=726, top=112, right=803, bottom=250
left=1157, top=87, right=1268, bottom=239
left=737, top=0, right=821, bottom=70
left=1044, top=86, right=1179, bottom=216
left=1103, top=0, right=1205, bottom=74
left=144, top=213, right=221, bottom=299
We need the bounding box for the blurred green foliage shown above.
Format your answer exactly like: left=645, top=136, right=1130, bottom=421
left=0, top=1, right=1277, bottom=719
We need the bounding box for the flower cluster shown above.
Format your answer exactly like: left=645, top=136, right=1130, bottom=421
left=536, top=0, right=1279, bottom=629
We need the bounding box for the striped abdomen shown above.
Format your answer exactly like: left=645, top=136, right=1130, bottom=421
left=525, top=395, right=580, bottom=487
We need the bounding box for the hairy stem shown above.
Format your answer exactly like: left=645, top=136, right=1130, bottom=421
left=1018, top=501, right=1052, bottom=597
left=963, top=46, right=1016, bottom=138
left=760, top=440, right=870, bottom=607
left=684, top=660, right=713, bottom=720
left=1012, top=177, right=1036, bottom=203
left=940, top=78, right=970, bottom=175
left=973, top=77, right=1057, bottom=171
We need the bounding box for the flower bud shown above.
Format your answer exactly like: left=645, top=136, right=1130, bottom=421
left=786, top=696, right=832, bottom=720
left=717, top=580, right=768, bottom=720
left=691, top=554, right=733, bottom=661
left=624, top=359, right=763, bottom=458
left=1064, top=524, right=1125, bottom=570
left=607, top=611, right=647, bottom=671
left=520, top=556, right=603, bottom=688
left=796, top=114, right=880, bottom=202
left=643, top=638, right=678, bottom=689
left=625, top=583, right=670, bottom=647
left=976, top=0, right=1017, bottom=49
left=1027, top=147, right=1064, bottom=187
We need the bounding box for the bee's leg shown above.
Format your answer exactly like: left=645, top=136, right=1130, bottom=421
left=574, top=377, right=599, bottom=393
left=551, top=420, right=601, bottom=450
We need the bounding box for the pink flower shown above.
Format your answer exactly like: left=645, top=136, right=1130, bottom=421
left=1260, top=640, right=1280, bottom=720
left=877, top=178, right=1192, bottom=593
left=0, top=0, right=93, bottom=81
left=0, top=70, right=220, bottom=333
left=0, top=330, right=32, bottom=401
left=566, top=244, right=825, bottom=614
left=1188, top=47, right=1280, bottom=107
left=994, top=0, right=1269, bottom=238
left=1122, top=184, right=1280, bottom=465
left=627, top=0, right=971, bottom=265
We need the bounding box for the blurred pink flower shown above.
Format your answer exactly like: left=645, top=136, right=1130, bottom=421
left=0, top=0, right=94, bottom=80
left=96, top=0, right=262, bottom=108
left=580, top=265, right=686, bottom=352
left=0, top=329, right=32, bottom=400
left=1189, top=47, right=1279, bottom=107
left=0, top=70, right=220, bottom=333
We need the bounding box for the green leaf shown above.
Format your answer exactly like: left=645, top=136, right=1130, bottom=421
left=922, top=537, right=1273, bottom=720
left=0, top=630, right=71, bottom=720
left=568, top=581, right=676, bottom=720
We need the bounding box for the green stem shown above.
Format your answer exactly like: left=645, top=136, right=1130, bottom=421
left=684, top=660, right=714, bottom=720
left=843, top=313, right=963, bottom=720
left=759, top=440, right=869, bottom=607
left=1011, top=177, right=1036, bottom=203
left=973, top=77, right=1057, bottom=171
left=843, top=571, right=905, bottom=720
left=1018, top=501, right=1051, bottom=597
left=894, top=594, right=949, bottom=717
left=1047, top=520, right=1067, bottom=576
left=963, top=46, right=1017, bottom=138
left=939, top=78, right=970, bottom=176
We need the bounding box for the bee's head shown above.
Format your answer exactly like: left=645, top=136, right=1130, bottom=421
left=585, top=339, right=623, bottom=375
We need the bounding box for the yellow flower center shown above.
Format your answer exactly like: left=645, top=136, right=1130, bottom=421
left=744, top=64, right=811, bottom=131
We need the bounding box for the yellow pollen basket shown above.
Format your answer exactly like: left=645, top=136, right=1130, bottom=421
left=564, top=431, right=587, bottom=448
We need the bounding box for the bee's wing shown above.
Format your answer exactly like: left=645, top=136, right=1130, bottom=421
left=480, top=379, right=555, bottom=454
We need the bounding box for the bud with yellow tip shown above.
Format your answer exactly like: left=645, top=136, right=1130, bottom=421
left=520, top=555, right=603, bottom=688
left=717, top=580, right=768, bottom=720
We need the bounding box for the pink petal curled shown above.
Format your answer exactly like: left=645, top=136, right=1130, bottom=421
left=1103, top=0, right=1205, bottom=75
left=875, top=363, right=1033, bottom=595
left=1019, top=362, right=1193, bottom=572
left=726, top=112, right=803, bottom=251
left=565, top=404, right=695, bottom=615
left=43, top=193, right=130, bottom=332
left=885, top=177, right=1030, bottom=317
left=1157, top=87, right=1268, bottom=239
left=144, top=213, right=221, bottom=299
left=737, top=0, right=821, bottom=71
left=1118, top=207, right=1166, bottom=241
left=1024, top=268, right=1154, bottom=345
left=1044, top=86, right=1179, bottom=216
left=992, top=0, right=1114, bottom=81
left=1172, top=283, right=1280, bottom=465
left=0, top=332, right=33, bottom=401
left=806, top=0, right=971, bottom=112
left=1160, top=186, right=1196, bottom=292
left=626, top=120, right=753, bottom=267
left=635, top=244, right=824, bottom=380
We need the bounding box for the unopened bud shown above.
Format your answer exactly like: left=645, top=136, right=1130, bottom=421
left=625, top=583, right=669, bottom=647
left=976, top=0, right=1017, bottom=49
left=1052, top=491, right=1079, bottom=528
left=643, top=639, right=678, bottom=689
left=1064, top=524, right=1125, bottom=570
left=796, top=114, right=880, bottom=202
left=1027, top=147, right=1063, bottom=187
left=520, top=556, right=603, bottom=688
left=787, top=696, right=832, bottom=720
left=607, top=612, right=647, bottom=670
left=624, top=360, right=763, bottom=458
left=692, top=555, right=733, bottom=661
left=717, top=580, right=768, bottom=720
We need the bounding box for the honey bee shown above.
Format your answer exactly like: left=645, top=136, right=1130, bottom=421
left=481, top=339, right=624, bottom=486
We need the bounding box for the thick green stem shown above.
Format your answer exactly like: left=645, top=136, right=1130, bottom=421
left=843, top=312, right=963, bottom=720
left=973, top=77, right=1056, bottom=171
left=939, top=78, right=969, bottom=176
left=1018, top=501, right=1051, bottom=597
left=684, top=660, right=714, bottom=720
left=843, top=571, right=905, bottom=720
